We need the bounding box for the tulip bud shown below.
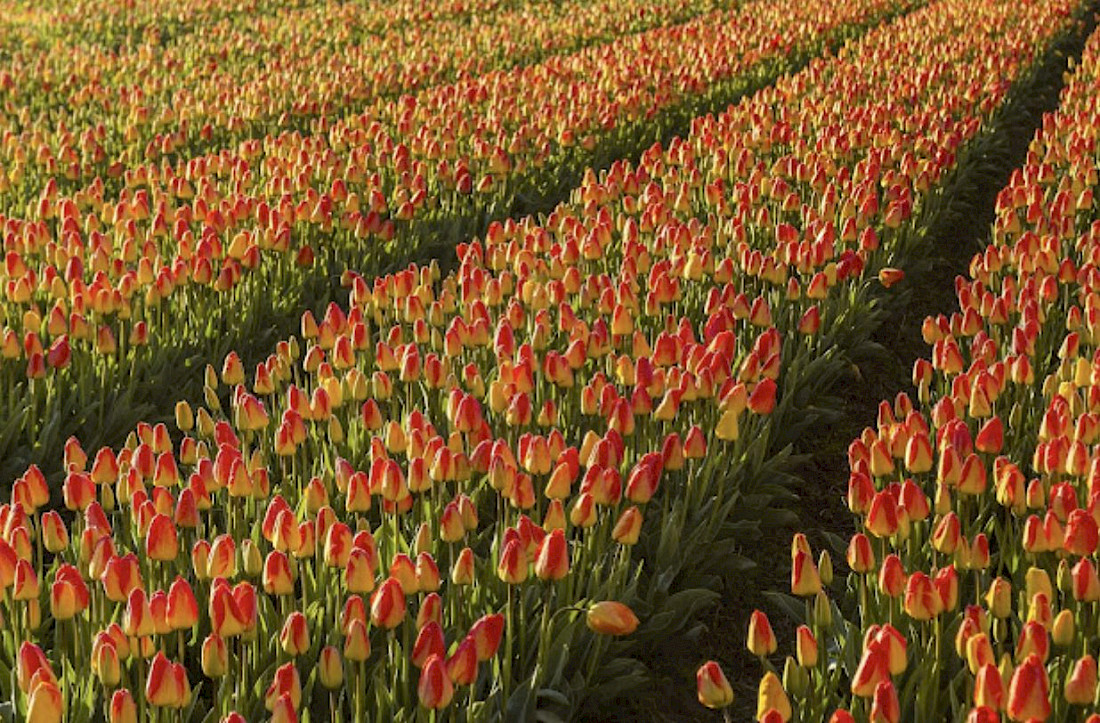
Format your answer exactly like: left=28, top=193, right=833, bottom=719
left=586, top=601, right=639, bottom=636
left=696, top=661, right=734, bottom=709
left=1007, top=654, right=1051, bottom=721
left=319, top=646, right=344, bottom=689
left=756, top=671, right=792, bottom=722
left=109, top=689, right=138, bottom=723
left=201, top=635, right=228, bottom=678
left=1066, top=655, right=1098, bottom=705
left=418, top=654, right=454, bottom=709
left=747, top=610, right=777, bottom=657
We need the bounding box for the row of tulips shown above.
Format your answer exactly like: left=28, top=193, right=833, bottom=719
left=0, top=0, right=736, bottom=180
left=3, top=0, right=1090, bottom=721
left=0, top=0, right=916, bottom=485
left=704, top=9, right=1100, bottom=723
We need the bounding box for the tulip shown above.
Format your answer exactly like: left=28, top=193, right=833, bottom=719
left=370, top=577, right=406, bottom=629
left=748, top=610, right=778, bottom=657
left=202, top=634, right=229, bottom=678
left=870, top=680, right=900, bottom=723
left=904, top=572, right=942, bottom=620
left=265, top=662, right=302, bottom=711
left=26, top=679, right=64, bottom=723
left=534, top=528, right=569, bottom=581
left=280, top=611, right=310, bottom=656
left=796, top=625, right=818, bottom=667
left=319, top=646, right=344, bottom=689
left=469, top=613, right=505, bottom=661
left=586, top=601, right=639, bottom=636
left=697, top=661, right=734, bottom=709
left=109, top=689, right=138, bottom=723
left=851, top=645, right=889, bottom=698
left=791, top=548, right=822, bottom=596
left=418, top=654, right=454, bottom=709
left=1065, top=655, right=1097, bottom=705
left=1006, top=654, right=1050, bottom=721
left=344, top=619, right=371, bottom=661
left=973, top=663, right=1004, bottom=710
left=757, top=671, right=792, bottom=721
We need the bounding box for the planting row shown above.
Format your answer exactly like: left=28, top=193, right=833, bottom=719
left=713, top=11, right=1100, bottom=723
left=1, top=0, right=1087, bottom=721
left=0, top=0, right=914, bottom=484
left=0, top=0, right=735, bottom=179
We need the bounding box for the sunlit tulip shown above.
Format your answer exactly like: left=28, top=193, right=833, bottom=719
left=1006, top=654, right=1050, bottom=721
left=697, top=661, right=734, bottom=709
left=586, top=601, right=639, bottom=636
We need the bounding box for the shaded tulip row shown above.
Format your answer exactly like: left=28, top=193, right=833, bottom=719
left=721, top=8, right=1100, bottom=723
left=3, top=0, right=1088, bottom=721
left=0, top=0, right=734, bottom=186
left=0, top=0, right=916, bottom=486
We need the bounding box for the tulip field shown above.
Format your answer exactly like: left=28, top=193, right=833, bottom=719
left=7, top=0, right=1100, bottom=721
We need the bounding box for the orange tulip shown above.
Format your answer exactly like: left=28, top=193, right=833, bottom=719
left=1007, top=654, right=1050, bottom=721
left=747, top=610, right=778, bottom=657
left=370, top=577, right=406, bottom=629
left=697, top=660, right=734, bottom=709
left=418, top=654, right=454, bottom=709
left=586, top=601, right=639, bottom=636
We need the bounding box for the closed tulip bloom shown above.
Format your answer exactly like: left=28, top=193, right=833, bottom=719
left=416, top=553, right=441, bottom=592
left=697, top=661, right=734, bottom=709
left=791, top=549, right=822, bottom=597
left=1007, top=654, right=1050, bottom=721
left=828, top=712, right=856, bottom=723
left=17, top=643, right=55, bottom=694
left=92, top=636, right=122, bottom=686
left=874, top=625, right=907, bottom=675
left=847, top=533, right=875, bottom=573
left=757, top=671, right=792, bottom=721
left=123, top=589, right=155, bottom=638
left=163, top=577, right=197, bottom=630
left=370, top=577, right=406, bottom=629
left=26, top=679, right=64, bottom=723
left=324, top=522, right=353, bottom=569
left=496, top=538, right=527, bottom=584
left=967, top=634, right=996, bottom=675
left=390, top=553, right=419, bottom=594
left=879, top=554, right=906, bottom=598
left=451, top=547, right=476, bottom=586
left=1052, top=609, right=1075, bottom=647
left=41, top=511, right=68, bottom=553
left=534, top=529, right=569, bottom=581
left=145, top=653, right=184, bottom=708
left=865, top=491, right=899, bottom=538
left=14, top=559, right=38, bottom=600
left=319, top=646, right=344, bottom=690
left=201, top=634, right=229, bottom=678
left=469, top=613, right=505, bottom=661
left=586, top=601, right=639, bottom=636
left=986, top=577, right=1012, bottom=618
left=413, top=621, right=446, bottom=669
left=344, top=618, right=371, bottom=661
left=280, top=611, right=310, bottom=656
left=870, top=680, right=900, bottom=723
left=1065, top=508, right=1099, bottom=556
left=269, top=693, right=298, bottom=723
left=206, top=535, right=237, bottom=579
left=418, top=654, right=454, bottom=709
left=1073, top=558, right=1100, bottom=602
left=973, top=663, right=1004, bottom=711
left=264, top=662, right=302, bottom=712
left=748, top=610, right=778, bottom=656
left=1065, top=655, right=1097, bottom=705
left=612, top=506, right=643, bottom=545
left=263, top=550, right=296, bottom=596
left=851, top=645, right=889, bottom=698
left=209, top=583, right=246, bottom=638
left=932, top=513, right=962, bottom=554
left=1015, top=620, right=1049, bottom=664
left=904, top=572, right=942, bottom=620
left=796, top=626, right=818, bottom=667
left=109, top=689, right=137, bottom=723
left=446, top=637, right=479, bottom=686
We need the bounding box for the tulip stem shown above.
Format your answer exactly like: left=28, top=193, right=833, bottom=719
left=503, top=586, right=514, bottom=708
